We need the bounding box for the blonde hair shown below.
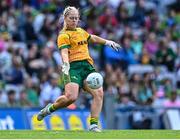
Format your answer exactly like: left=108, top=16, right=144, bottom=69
left=63, top=6, right=79, bottom=18
left=58, top=6, right=80, bottom=30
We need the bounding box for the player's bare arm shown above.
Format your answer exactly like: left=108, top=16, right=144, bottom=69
left=90, top=35, right=122, bottom=51
left=61, top=48, right=70, bottom=75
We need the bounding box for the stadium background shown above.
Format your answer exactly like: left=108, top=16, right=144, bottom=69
left=0, top=0, right=180, bottom=130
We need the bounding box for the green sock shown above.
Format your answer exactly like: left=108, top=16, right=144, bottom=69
left=48, top=104, right=56, bottom=113
left=90, top=117, right=98, bottom=125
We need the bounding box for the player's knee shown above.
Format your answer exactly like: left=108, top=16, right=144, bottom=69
left=66, top=93, right=78, bottom=103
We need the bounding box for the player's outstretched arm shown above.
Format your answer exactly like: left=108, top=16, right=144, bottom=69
left=89, top=34, right=122, bottom=51
left=60, top=48, right=70, bottom=75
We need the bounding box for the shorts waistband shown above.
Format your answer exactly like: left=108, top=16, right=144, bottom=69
left=70, top=60, right=89, bottom=66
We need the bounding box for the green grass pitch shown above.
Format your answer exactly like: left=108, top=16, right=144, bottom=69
left=0, top=130, right=179, bottom=139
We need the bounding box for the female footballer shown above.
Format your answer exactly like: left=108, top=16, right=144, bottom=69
left=37, top=6, right=121, bottom=132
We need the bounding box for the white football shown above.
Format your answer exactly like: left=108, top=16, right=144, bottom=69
left=86, top=72, right=103, bottom=89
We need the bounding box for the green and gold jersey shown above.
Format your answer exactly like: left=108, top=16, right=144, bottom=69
left=57, top=27, right=93, bottom=65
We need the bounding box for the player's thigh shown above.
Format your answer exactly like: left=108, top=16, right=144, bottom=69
left=81, top=61, right=104, bottom=97
left=83, top=81, right=104, bottom=98
left=64, top=82, right=79, bottom=100
left=81, top=61, right=96, bottom=87
left=69, top=67, right=84, bottom=88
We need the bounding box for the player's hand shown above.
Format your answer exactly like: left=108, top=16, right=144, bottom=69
left=105, top=40, right=122, bottom=51
left=62, top=62, right=70, bottom=75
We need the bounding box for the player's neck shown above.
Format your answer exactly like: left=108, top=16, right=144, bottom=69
left=64, top=26, right=77, bottom=31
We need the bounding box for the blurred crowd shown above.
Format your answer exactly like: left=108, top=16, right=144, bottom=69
left=0, top=0, right=180, bottom=109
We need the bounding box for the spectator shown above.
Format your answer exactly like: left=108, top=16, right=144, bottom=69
left=166, top=10, right=176, bottom=27
left=40, top=17, right=55, bottom=41
left=39, top=72, right=62, bottom=107
left=0, top=38, right=12, bottom=74
left=133, top=0, right=146, bottom=26
left=156, top=38, right=177, bottom=71
left=164, top=90, right=180, bottom=107
left=137, top=80, right=153, bottom=105
left=98, top=6, right=118, bottom=29
left=24, top=77, right=39, bottom=107
left=140, top=46, right=154, bottom=65
left=163, top=78, right=174, bottom=98
left=23, top=13, right=37, bottom=43
left=144, top=32, right=158, bottom=58
left=122, top=37, right=138, bottom=65
left=4, top=55, right=24, bottom=85
left=116, top=1, right=129, bottom=25
left=25, top=43, right=41, bottom=76
left=130, top=33, right=143, bottom=61
left=118, top=93, right=136, bottom=107
left=0, top=90, right=7, bottom=107
left=19, top=90, right=32, bottom=107
left=117, top=72, right=130, bottom=95
left=129, top=73, right=142, bottom=102
left=6, top=90, right=20, bottom=107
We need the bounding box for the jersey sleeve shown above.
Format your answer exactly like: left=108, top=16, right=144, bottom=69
left=57, top=33, right=71, bottom=49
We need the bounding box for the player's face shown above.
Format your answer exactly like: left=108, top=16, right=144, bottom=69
left=65, top=10, right=79, bottom=29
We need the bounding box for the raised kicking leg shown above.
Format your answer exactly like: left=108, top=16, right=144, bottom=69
left=37, top=83, right=79, bottom=121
